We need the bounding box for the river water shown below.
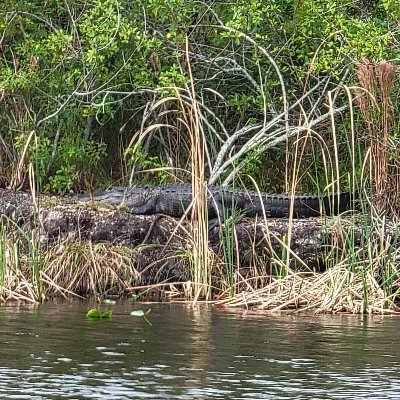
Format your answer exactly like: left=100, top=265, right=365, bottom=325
left=0, top=300, right=399, bottom=399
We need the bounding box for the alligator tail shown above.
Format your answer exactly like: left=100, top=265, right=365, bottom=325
left=263, top=192, right=355, bottom=218
left=321, top=192, right=355, bottom=216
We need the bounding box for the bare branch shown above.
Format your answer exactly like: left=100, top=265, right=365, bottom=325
left=209, top=77, right=330, bottom=183
left=221, top=103, right=349, bottom=185
left=201, top=3, right=290, bottom=139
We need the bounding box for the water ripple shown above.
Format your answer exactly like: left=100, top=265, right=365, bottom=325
left=0, top=302, right=400, bottom=399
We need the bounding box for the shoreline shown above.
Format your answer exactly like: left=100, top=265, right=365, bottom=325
left=0, top=189, right=398, bottom=314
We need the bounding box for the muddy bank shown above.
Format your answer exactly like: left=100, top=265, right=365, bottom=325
left=0, top=188, right=368, bottom=283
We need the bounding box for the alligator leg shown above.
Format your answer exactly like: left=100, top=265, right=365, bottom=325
left=126, top=197, right=159, bottom=215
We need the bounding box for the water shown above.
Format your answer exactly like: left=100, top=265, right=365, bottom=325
left=0, top=301, right=399, bottom=399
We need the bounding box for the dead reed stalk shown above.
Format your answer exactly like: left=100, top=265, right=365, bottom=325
left=355, top=58, right=399, bottom=214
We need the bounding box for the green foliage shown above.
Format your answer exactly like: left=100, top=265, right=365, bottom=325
left=0, top=0, right=161, bottom=191
left=380, top=0, right=400, bottom=19
left=290, top=0, right=394, bottom=75
left=124, top=144, right=169, bottom=184
left=227, top=0, right=283, bottom=32
left=86, top=308, right=113, bottom=319
left=0, top=0, right=399, bottom=191
left=158, top=64, right=187, bottom=88
left=14, top=130, right=106, bottom=193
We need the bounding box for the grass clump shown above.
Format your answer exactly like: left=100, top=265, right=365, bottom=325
left=0, top=233, right=142, bottom=303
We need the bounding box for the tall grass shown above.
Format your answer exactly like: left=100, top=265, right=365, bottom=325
left=0, top=230, right=144, bottom=303
left=185, top=38, right=211, bottom=301
left=217, top=60, right=400, bottom=313
left=355, top=59, right=399, bottom=214
left=0, top=219, right=42, bottom=303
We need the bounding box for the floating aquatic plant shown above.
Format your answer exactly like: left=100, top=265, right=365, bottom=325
left=131, top=308, right=152, bottom=326
left=86, top=309, right=113, bottom=319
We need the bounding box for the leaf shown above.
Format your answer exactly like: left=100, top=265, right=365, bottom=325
left=86, top=308, right=101, bottom=319
left=131, top=308, right=152, bottom=326
left=101, top=310, right=113, bottom=319
left=131, top=310, right=145, bottom=317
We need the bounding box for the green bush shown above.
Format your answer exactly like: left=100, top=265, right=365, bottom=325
left=0, top=0, right=398, bottom=191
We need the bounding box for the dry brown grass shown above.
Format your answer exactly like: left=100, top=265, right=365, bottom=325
left=42, top=241, right=141, bottom=297
left=0, top=237, right=143, bottom=302
left=214, top=209, right=400, bottom=314
left=217, top=262, right=400, bottom=314
left=356, top=58, right=399, bottom=215
left=0, top=210, right=399, bottom=314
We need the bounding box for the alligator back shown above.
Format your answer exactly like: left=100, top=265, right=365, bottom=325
left=76, top=184, right=354, bottom=219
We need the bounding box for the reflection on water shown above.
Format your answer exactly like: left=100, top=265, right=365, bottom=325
left=0, top=300, right=399, bottom=399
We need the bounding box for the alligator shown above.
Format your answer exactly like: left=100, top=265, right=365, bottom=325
left=74, top=183, right=353, bottom=224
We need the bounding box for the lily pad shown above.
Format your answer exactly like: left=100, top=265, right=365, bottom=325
left=86, top=308, right=112, bottom=319
left=86, top=309, right=102, bottom=319
left=101, top=310, right=113, bottom=319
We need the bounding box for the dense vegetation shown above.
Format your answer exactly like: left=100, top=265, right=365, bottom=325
left=1, top=1, right=400, bottom=311
left=1, top=0, right=399, bottom=195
